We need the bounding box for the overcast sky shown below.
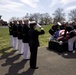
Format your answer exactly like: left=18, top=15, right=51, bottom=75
left=0, top=0, right=76, bottom=22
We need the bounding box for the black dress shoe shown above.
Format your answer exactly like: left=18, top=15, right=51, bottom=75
left=30, top=67, right=39, bottom=69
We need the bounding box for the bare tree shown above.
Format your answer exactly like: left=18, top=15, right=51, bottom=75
left=43, top=13, right=52, bottom=25
left=39, top=14, right=44, bottom=25
left=29, top=13, right=41, bottom=23
left=22, top=13, right=30, bottom=20
left=29, top=14, right=35, bottom=21
left=33, top=13, right=41, bottom=23
left=68, top=9, right=76, bottom=22
left=53, top=8, right=65, bottom=24
left=40, top=13, right=52, bottom=25
left=9, top=13, right=52, bottom=25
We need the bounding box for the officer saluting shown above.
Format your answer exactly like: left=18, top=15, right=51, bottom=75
left=12, top=19, right=18, bottom=50
left=17, top=19, right=23, bottom=54
left=28, top=21, right=45, bottom=69
left=9, top=21, right=14, bottom=47
left=22, top=18, right=30, bottom=59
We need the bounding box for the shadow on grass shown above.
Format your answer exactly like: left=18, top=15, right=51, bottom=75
left=0, top=46, right=12, bottom=54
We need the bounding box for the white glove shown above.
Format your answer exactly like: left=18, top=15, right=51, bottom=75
left=41, top=28, right=44, bottom=30
left=37, top=23, right=42, bottom=28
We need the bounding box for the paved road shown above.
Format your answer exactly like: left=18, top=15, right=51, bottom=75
left=0, top=47, right=76, bottom=75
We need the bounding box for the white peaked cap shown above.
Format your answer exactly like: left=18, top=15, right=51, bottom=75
left=57, top=22, right=62, bottom=26
left=69, top=20, right=75, bottom=23
left=29, top=21, right=36, bottom=24
left=72, top=20, right=75, bottom=22
left=64, top=21, right=67, bottom=23
left=23, top=17, right=29, bottom=20
left=69, top=21, right=73, bottom=24
left=29, top=21, right=42, bottom=28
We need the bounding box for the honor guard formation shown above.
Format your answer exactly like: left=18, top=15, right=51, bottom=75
left=9, top=18, right=76, bottom=69
left=9, top=18, right=45, bottom=69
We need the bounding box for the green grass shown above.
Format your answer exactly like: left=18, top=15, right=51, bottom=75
left=0, top=25, right=52, bottom=55
left=38, top=25, right=52, bottom=46
left=0, top=28, right=13, bottom=55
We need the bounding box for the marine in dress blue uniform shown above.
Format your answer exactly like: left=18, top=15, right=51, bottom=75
left=28, top=21, right=45, bottom=69
left=9, top=21, right=14, bottom=47
left=22, top=19, right=30, bottom=59
left=17, top=19, right=23, bottom=54
left=12, top=20, right=18, bottom=50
